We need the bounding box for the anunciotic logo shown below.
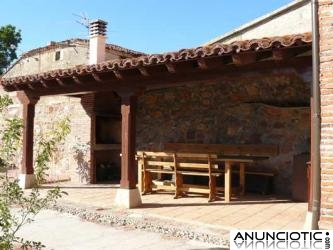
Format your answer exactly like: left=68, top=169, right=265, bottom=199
left=230, top=230, right=332, bottom=250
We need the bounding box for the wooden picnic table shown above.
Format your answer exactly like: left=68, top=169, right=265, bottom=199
left=215, top=155, right=269, bottom=202
left=137, top=150, right=271, bottom=203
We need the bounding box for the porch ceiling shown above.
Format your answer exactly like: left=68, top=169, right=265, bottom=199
left=0, top=33, right=312, bottom=96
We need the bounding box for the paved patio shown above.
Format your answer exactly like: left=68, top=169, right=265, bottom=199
left=42, top=183, right=307, bottom=233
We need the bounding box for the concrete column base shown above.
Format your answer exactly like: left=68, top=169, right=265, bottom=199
left=114, top=188, right=142, bottom=208
left=303, top=211, right=313, bottom=229
left=18, top=174, right=36, bottom=189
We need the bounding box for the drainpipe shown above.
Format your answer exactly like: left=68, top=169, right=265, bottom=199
left=311, top=0, right=321, bottom=230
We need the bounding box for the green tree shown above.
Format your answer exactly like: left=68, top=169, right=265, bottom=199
left=0, top=95, right=22, bottom=172
left=0, top=25, right=22, bottom=74
left=0, top=95, right=13, bottom=112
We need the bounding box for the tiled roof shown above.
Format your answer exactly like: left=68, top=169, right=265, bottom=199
left=1, top=33, right=312, bottom=87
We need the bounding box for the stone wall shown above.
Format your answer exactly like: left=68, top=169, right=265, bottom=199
left=137, top=70, right=311, bottom=195
left=34, top=96, right=91, bottom=183
left=318, top=0, right=333, bottom=230
left=0, top=89, right=91, bottom=184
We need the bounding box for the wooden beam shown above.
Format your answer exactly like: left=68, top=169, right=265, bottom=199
left=272, top=49, right=293, bottom=61
left=232, top=52, right=257, bottom=65
left=196, top=58, right=209, bottom=70
left=165, top=62, right=176, bottom=74
left=72, top=76, right=83, bottom=85
left=40, top=80, right=49, bottom=88
left=92, top=73, right=102, bottom=82
left=119, top=93, right=137, bottom=189
left=17, top=92, right=39, bottom=175
left=27, top=83, right=35, bottom=89
left=56, top=77, right=65, bottom=86
left=113, top=70, right=123, bottom=80
left=138, top=66, right=150, bottom=77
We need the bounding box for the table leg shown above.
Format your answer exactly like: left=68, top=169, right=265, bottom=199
left=240, top=163, right=245, bottom=196
left=138, top=159, right=143, bottom=193
left=224, top=161, right=231, bottom=202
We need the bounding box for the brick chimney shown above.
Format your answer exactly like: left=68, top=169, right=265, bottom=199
left=89, top=19, right=107, bottom=65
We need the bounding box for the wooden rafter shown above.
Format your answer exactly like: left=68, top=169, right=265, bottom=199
left=232, top=52, right=257, bottom=65
left=113, top=70, right=123, bottom=80
left=92, top=73, right=102, bottom=82
left=196, top=58, right=209, bottom=70
left=138, top=67, right=150, bottom=77
left=40, top=79, right=49, bottom=88
left=272, top=49, right=293, bottom=61
left=72, top=76, right=83, bottom=85
left=56, top=77, right=65, bottom=86
left=27, top=83, right=34, bottom=89
left=165, top=62, right=176, bottom=74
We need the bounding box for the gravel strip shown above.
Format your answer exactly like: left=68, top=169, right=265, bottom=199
left=50, top=202, right=230, bottom=248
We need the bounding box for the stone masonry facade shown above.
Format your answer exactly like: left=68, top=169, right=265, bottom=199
left=319, top=0, right=333, bottom=229
left=137, top=68, right=311, bottom=195
left=34, top=96, right=91, bottom=183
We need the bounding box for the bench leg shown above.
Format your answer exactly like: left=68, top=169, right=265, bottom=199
left=143, top=172, right=152, bottom=195
left=208, top=176, right=216, bottom=202
left=174, top=174, right=183, bottom=199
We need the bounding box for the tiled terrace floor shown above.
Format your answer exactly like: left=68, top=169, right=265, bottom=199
left=42, top=183, right=307, bottom=232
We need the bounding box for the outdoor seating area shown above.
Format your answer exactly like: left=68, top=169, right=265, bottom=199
left=137, top=143, right=278, bottom=203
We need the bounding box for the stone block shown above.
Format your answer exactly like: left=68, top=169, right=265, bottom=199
left=114, top=188, right=142, bottom=208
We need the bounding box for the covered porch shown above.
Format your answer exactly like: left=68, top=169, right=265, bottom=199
left=1, top=33, right=312, bottom=209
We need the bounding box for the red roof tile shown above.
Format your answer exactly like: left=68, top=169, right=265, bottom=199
left=1, top=33, right=312, bottom=87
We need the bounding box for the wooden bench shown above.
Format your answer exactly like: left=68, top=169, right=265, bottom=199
left=137, top=151, right=176, bottom=195
left=174, top=153, right=223, bottom=202
left=137, top=144, right=278, bottom=202
left=164, top=143, right=278, bottom=197
left=137, top=151, right=223, bottom=202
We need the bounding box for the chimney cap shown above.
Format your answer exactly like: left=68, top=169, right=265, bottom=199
left=89, top=19, right=108, bottom=25
left=89, top=19, right=108, bottom=36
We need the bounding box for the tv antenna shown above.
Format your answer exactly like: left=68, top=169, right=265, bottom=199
left=73, top=12, right=90, bottom=32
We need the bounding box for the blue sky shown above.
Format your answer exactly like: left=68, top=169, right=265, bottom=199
left=2, top=0, right=294, bottom=55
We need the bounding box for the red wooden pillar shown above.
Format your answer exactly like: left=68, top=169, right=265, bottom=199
left=115, top=92, right=141, bottom=208
left=17, top=92, right=39, bottom=188
left=120, top=94, right=137, bottom=189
